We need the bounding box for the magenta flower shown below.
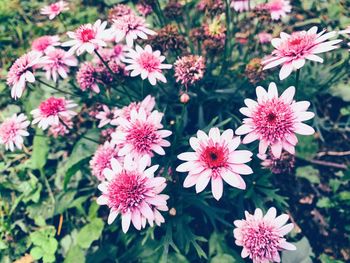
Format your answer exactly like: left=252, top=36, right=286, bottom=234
left=40, top=1, right=69, bottom=20
left=31, top=35, right=61, bottom=53
left=235, top=82, right=315, bottom=158
left=233, top=207, right=296, bottom=262
left=262, top=26, right=342, bottom=80
left=231, top=0, right=249, bottom=12
left=111, top=14, right=156, bottom=47
left=266, top=0, right=291, bottom=20
left=7, top=51, right=46, bottom=99
left=95, top=105, right=118, bottom=128
left=96, top=156, right=169, bottom=232
left=31, top=97, right=77, bottom=130
left=76, top=62, right=100, bottom=93
left=0, top=114, right=30, bottom=151
left=174, top=55, right=205, bottom=87
left=62, top=20, right=109, bottom=56
left=176, top=127, right=253, bottom=200
left=123, top=45, right=172, bottom=85
left=111, top=108, right=172, bottom=165
left=42, top=48, right=78, bottom=82
left=90, top=141, right=120, bottom=181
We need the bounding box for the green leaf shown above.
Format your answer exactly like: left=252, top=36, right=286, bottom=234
left=30, top=130, right=50, bottom=169
left=296, top=166, right=320, bottom=184
left=54, top=190, right=76, bottom=215
left=64, top=246, right=86, bottom=263
left=282, top=237, right=314, bottom=263
left=296, top=136, right=318, bottom=160
left=76, top=218, right=104, bottom=249
left=319, top=253, right=343, bottom=263
left=316, top=197, right=333, bottom=208
left=42, top=252, right=56, bottom=263
left=30, top=247, right=43, bottom=260
left=211, top=254, right=237, bottom=263
left=46, top=238, right=58, bottom=254
left=338, top=191, right=350, bottom=202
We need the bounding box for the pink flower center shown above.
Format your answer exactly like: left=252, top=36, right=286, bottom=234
left=39, top=97, right=66, bottom=117
left=50, top=3, right=60, bottom=12
left=242, top=222, right=281, bottom=261
left=107, top=171, right=148, bottom=213
left=138, top=52, right=161, bottom=73
left=252, top=99, right=295, bottom=143
left=279, top=32, right=317, bottom=57
left=201, top=145, right=228, bottom=171
left=126, top=122, right=159, bottom=154
left=77, top=26, right=96, bottom=42
left=269, top=0, right=283, bottom=11
left=32, top=37, right=52, bottom=52
left=0, top=121, right=18, bottom=142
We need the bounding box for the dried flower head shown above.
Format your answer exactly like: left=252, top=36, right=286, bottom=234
left=245, top=58, right=266, bottom=84
left=164, top=1, right=183, bottom=20
left=108, top=4, right=133, bottom=22
left=174, top=55, right=205, bottom=87
left=260, top=150, right=295, bottom=174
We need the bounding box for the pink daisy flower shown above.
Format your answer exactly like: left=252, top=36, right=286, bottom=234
left=31, top=35, right=61, bottom=53
left=111, top=108, right=172, bottom=165
left=0, top=114, right=30, bottom=152
left=40, top=1, right=69, bottom=20
left=235, top=82, right=315, bottom=158
left=233, top=207, right=296, bottom=262
left=231, top=0, right=249, bottom=12
left=111, top=14, right=156, bottom=47
left=262, top=26, right=342, bottom=80
left=96, top=156, right=169, bottom=232
left=48, top=116, right=73, bottom=138
left=76, top=62, right=100, bottom=93
left=266, top=0, right=291, bottom=21
left=176, top=127, right=253, bottom=201
left=42, top=48, right=78, bottom=82
left=95, top=105, right=118, bottom=128
left=123, top=45, right=172, bottom=85
left=62, top=20, right=109, bottom=56
left=90, top=141, right=120, bottom=181
left=258, top=32, right=273, bottom=44
left=6, top=51, right=46, bottom=99
left=31, top=97, right=77, bottom=130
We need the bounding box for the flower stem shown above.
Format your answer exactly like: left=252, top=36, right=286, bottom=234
left=37, top=78, right=76, bottom=96
left=295, top=69, right=300, bottom=90
left=58, top=14, right=67, bottom=31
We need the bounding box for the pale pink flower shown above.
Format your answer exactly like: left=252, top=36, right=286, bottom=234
left=136, top=3, right=153, bottom=16
left=231, top=0, right=249, bottom=12
left=48, top=115, right=73, bottom=138
left=266, top=0, right=291, bottom=21
left=111, top=14, right=156, bottom=47
left=235, top=82, right=315, bottom=158
left=62, top=20, right=109, bottom=56
left=258, top=32, right=273, bottom=44
left=96, top=105, right=118, bottom=128
left=96, top=156, right=169, bottom=232
left=123, top=45, right=172, bottom=85
left=174, top=55, right=205, bottom=87
left=111, top=108, right=172, bottom=165
left=76, top=62, right=100, bottom=93
left=92, top=45, right=127, bottom=65
left=31, top=35, right=61, bottom=53
left=176, top=127, right=253, bottom=200
left=42, top=48, right=78, bottom=82
left=90, top=141, right=120, bottom=180
left=31, top=97, right=77, bottom=130
left=233, top=207, right=296, bottom=263
left=262, top=26, right=342, bottom=80
left=6, top=51, right=46, bottom=99
left=40, top=1, right=69, bottom=20
left=0, top=114, right=30, bottom=151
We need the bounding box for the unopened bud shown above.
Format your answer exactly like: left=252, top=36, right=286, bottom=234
left=169, top=207, right=177, bottom=216
left=180, top=93, right=190, bottom=104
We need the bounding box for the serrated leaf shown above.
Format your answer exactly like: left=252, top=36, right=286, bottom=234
left=77, top=218, right=104, bottom=249
left=296, top=166, right=320, bottom=184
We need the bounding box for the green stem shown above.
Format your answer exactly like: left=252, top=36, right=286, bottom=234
left=40, top=168, right=55, bottom=206
left=58, top=14, right=67, bottom=31
left=295, top=69, right=300, bottom=90
left=37, top=79, right=76, bottom=96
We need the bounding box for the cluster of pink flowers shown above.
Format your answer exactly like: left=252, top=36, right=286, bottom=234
left=40, top=1, right=69, bottom=20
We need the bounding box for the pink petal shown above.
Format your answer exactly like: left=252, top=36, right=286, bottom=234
left=294, top=123, right=315, bottom=135
left=211, top=177, right=223, bottom=200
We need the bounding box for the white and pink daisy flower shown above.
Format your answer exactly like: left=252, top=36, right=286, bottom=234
left=266, top=0, right=291, bottom=21
left=96, top=156, right=169, bottom=232
left=176, top=127, right=253, bottom=201
left=233, top=207, right=296, bottom=263
left=90, top=141, right=120, bottom=181
left=95, top=105, right=118, bottom=128
left=40, top=1, right=69, bottom=20
left=123, top=45, right=172, bottom=85
left=0, top=114, right=30, bottom=152
left=258, top=32, right=273, bottom=44
left=231, top=0, right=250, bottom=12
left=31, top=35, right=61, bottom=53
left=111, top=108, right=172, bottom=165
left=31, top=97, right=77, bottom=130
left=6, top=51, right=46, bottom=99
left=62, top=20, right=109, bottom=56
left=262, top=26, right=342, bottom=80
left=235, top=82, right=315, bottom=158
left=111, top=13, right=156, bottom=47
left=42, top=48, right=78, bottom=82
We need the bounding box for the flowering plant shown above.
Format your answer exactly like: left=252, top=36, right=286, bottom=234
left=1, top=0, right=350, bottom=262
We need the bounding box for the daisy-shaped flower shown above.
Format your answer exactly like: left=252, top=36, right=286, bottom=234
left=111, top=13, right=156, bottom=47
left=0, top=114, right=30, bottom=152
left=76, top=62, right=100, bottom=93
left=111, top=108, right=172, bottom=165
left=266, top=0, right=291, bottom=21
left=62, top=20, right=108, bottom=56
left=262, top=26, right=342, bottom=80
left=176, top=127, right=253, bottom=201
left=95, top=105, right=118, bottom=128
left=123, top=45, right=172, bottom=85
left=31, top=97, right=77, bottom=130
left=233, top=207, right=296, bottom=263
left=40, top=1, right=69, bottom=20
left=43, top=48, right=78, bottom=82
left=90, top=141, right=120, bottom=181
left=7, top=51, right=46, bottom=99
left=236, top=82, right=315, bottom=158
left=231, top=0, right=249, bottom=12
left=31, top=35, right=61, bottom=53
left=96, top=156, right=169, bottom=232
